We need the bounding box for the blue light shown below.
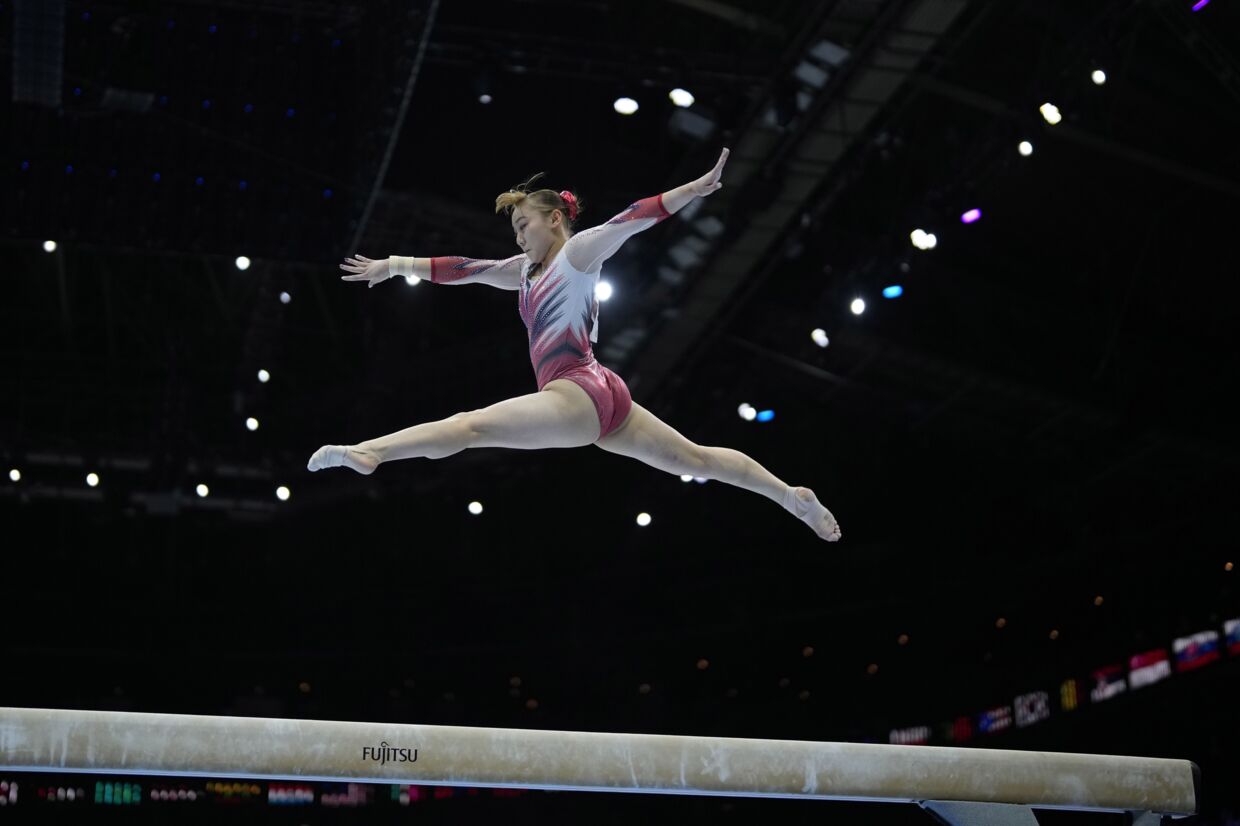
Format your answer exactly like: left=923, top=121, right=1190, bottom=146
left=166, top=20, right=175, bottom=30
left=152, top=172, right=160, bottom=182
left=73, top=87, right=81, bottom=96
left=202, top=99, right=211, bottom=109
left=20, top=161, right=29, bottom=171
left=158, top=95, right=168, bottom=105
left=882, top=285, right=903, bottom=299
left=65, top=164, right=73, bottom=174
left=244, top=103, right=254, bottom=113
left=109, top=168, right=117, bottom=177
left=331, top=38, right=341, bottom=48
left=239, top=180, right=248, bottom=191
left=286, top=107, right=296, bottom=117
left=322, top=188, right=333, bottom=198
left=756, top=409, right=775, bottom=422
left=81, top=11, right=90, bottom=20
left=208, top=24, right=217, bottom=34
left=195, top=176, right=205, bottom=186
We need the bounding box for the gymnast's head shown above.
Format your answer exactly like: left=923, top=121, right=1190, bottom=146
left=495, top=172, right=584, bottom=263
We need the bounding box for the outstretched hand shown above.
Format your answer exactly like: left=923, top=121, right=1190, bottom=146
left=339, top=254, right=391, bottom=289
left=688, top=147, right=730, bottom=198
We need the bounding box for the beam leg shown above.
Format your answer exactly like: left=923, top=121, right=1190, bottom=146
left=919, top=800, right=1040, bottom=826
left=1129, top=812, right=1163, bottom=826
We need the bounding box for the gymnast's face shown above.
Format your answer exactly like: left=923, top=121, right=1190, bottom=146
left=511, top=205, right=566, bottom=262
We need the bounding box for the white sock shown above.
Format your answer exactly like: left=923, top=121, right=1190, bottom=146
left=782, top=485, right=840, bottom=540
left=307, top=445, right=349, bottom=472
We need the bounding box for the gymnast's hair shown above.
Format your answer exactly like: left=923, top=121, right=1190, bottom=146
left=494, top=172, right=583, bottom=232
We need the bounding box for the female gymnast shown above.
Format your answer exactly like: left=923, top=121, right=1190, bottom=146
left=310, top=147, right=841, bottom=542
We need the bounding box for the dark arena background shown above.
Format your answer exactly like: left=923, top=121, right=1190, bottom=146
left=2, top=0, right=1238, bottom=823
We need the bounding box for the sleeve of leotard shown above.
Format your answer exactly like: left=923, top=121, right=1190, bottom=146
left=389, top=254, right=525, bottom=290
left=562, top=194, right=672, bottom=273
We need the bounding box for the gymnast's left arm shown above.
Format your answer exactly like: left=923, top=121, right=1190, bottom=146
left=563, top=147, right=730, bottom=273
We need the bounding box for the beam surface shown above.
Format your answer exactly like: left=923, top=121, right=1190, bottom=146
left=0, top=707, right=1199, bottom=816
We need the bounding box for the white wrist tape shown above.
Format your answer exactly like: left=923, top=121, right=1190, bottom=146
left=389, top=255, right=416, bottom=277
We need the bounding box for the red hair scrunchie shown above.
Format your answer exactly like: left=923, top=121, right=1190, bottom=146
left=558, top=190, right=579, bottom=221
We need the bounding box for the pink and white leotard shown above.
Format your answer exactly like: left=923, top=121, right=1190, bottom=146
left=428, top=193, right=671, bottom=439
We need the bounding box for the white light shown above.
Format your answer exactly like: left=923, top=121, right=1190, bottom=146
left=669, top=88, right=695, bottom=107
left=613, top=96, right=639, bottom=115
left=636, top=512, right=652, bottom=526
left=851, top=298, right=866, bottom=315
left=910, top=228, right=937, bottom=250
left=276, top=485, right=291, bottom=501
left=196, top=484, right=209, bottom=497
left=468, top=501, right=483, bottom=515
left=279, top=291, right=291, bottom=304
left=86, top=472, right=100, bottom=487
left=404, top=275, right=421, bottom=286
left=245, top=417, right=259, bottom=431
left=1039, top=102, right=1062, bottom=125
left=257, top=369, right=270, bottom=383
left=680, top=474, right=694, bottom=482
left=235, top=255, right=251, bottom=271
left=479, top=93, right=492, bottom=104
left=811, top=328, right=829, bottom=348
left=1091, top=69, right=1107, bottom=85
left=1019, top=140, right=1034, bottom=156
left=737, top=402, right=757, bottom=421
left=910, top=228, right=927, bottom=248
left=595, top=280, right=613, bottom=301
left=9, top=468, right=21, bottom=482
left=693, top=476, right=707, bottom=484
left=43, top=240, right=57, bottom=253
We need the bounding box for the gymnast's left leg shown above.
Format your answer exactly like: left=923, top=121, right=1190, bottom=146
left=595, top=402, right=841, bottom=542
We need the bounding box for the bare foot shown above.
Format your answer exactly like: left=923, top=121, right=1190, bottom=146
left=307, top=444, right=381, bottom=475
left=782, top=486, right=842, bottom=542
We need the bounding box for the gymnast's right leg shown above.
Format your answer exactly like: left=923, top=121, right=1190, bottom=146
left=307, top=380, right=601, bottom=475
left=306, top=413, right=474, bottom=475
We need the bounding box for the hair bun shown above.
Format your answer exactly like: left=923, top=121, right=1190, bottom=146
left=558, top=190, right=579, bottom=220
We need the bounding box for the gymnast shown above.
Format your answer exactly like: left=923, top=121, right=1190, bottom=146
left=310, top=147, right=840, bottom=542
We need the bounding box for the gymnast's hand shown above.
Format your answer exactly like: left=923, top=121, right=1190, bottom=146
left=688, top=147, right=729, bottom=198
left=339, top=254, right=391, bottom=289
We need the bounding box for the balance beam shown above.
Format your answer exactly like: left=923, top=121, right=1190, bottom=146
left=0, top=707, right=1199, bottom=824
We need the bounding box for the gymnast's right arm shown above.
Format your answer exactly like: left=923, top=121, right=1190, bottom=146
left=339, top=253, right=524, bottom=291
left=388, top=254, right=524, bottom=291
